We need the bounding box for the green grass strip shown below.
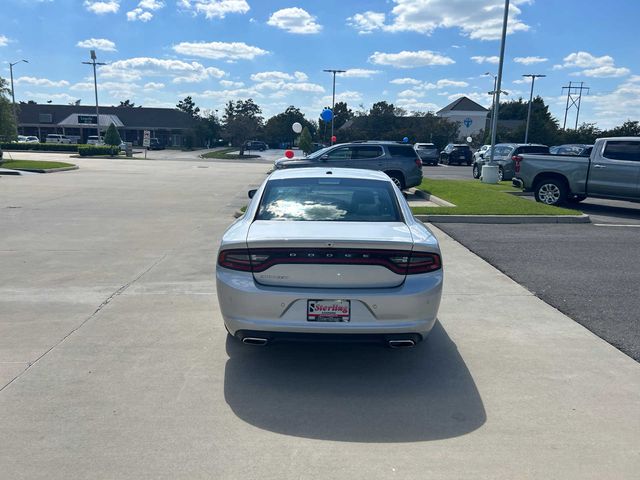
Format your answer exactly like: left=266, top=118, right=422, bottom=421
left=201, top=148, right=261, bottom=160
left=2, top=160, right=75, bottom=170
left=412, top=178, right=580, bottom=216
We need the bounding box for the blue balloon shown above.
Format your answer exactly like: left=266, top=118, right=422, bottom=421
left=320, top=108, right=333, bottom=122
left=403, top=136, right=409, bottom=143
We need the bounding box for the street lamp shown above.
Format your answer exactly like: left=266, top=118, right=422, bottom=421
left=9, top=59, right=28, bottom=126
left=522, top=74, right=546, bottom=144
left=82, top=50, right=106, bottom=137
left=487, top=0, right=510, bottom=167
left=323, top=69, right=346, bottom=144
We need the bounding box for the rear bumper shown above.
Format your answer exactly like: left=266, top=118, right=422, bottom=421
left=234, top=330, right=424, bottom=345
left=512, top=177, right=524, bottom=189
left=216, top=267, right=442, bottom=338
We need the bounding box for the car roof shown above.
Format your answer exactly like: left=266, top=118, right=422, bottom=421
left=268, top=167, right=393, bottom=182
left=596, top=137, right=640, bottom=141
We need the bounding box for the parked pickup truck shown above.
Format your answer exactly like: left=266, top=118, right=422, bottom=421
left=512, top=137, right=640, bottom=206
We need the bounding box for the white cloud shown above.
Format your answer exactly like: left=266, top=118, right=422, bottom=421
left=144, top=82, right=165, bottom=89
left=342, top=69, right=381, bottom=78
left=395, top=98, right=439, bottom=112
left=255, top=81, right=324, bottom=95
left=0, top=35, right=8, bottom=47
left=267, top=7, right=322, bottom=34
left=24, top=92, right=78, bottom=103
left=191, top=87, right=258, bottom=101
left=250, top=71, right=295, bottom=82
left=219, top=79, right=244, bottom=88
left=447, top=91, right=492, bottom=107
left=579, top=79, right=640, bottom=129
left=99, top=57, right=225, bottom=83
left=348, top=0, right=531, bottom=41
left=369, top=50, right=455, bottom=68
left=471, top=55, right=499, bottom=64
left=76, top=38, right=117, bottom=52
left=15, top=77, right=70, bottom=88
left=436, top=79, right=469, bottom=88
left=127, top=8, right=153, bottom=21
left=294, top=71, right=308, bottom=82
left=346, top=11, right=386, bottom=34
left=128, top=0, right=164, bottom=21
left=390, top=78, right=422, bottom=85
left=179, top=0, right=249, bottom=19
left=172, top=41, right=268, bottom=60
left=514, top=56, right=548, bottom=65
left=556, top=51, right=630, bottom=78
left=83, top=1, right=119, bottom=14
left=398, top=89, right=424, bottom=99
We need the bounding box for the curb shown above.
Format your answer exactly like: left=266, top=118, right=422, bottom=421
left=14, top=165, right=79, bottom=173
left=415, top=214, right=591, bottom=224
left=409, top=188, right=456, bottom=207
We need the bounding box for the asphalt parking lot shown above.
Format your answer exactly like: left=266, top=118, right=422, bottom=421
left=1, top=158, right=639, bottom=479
left=436, top=222, right=640, bottom=361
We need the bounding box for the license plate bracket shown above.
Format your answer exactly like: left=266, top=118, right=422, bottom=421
left=307, top=300, right=351, bottom=322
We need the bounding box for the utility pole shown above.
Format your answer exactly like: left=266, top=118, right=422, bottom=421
left=485, top=72, right=508, bottom=146
left=488, top=0, right=510, bottom=165
left=323, top=69, right=346, bottom=144
left=561, top=81, right=589, bottom=130
left=82, top=50, right=106, bottom=137
left=522, top=74, right=546, bottom=144
left=9, top=59, right=28, bottom=130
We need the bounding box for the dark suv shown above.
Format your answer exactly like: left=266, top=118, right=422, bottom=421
left=274, top=141, right=423, bottom=189
left=472, top=143, right=549, bottom=181
left=440, top=144, right=472, bottom=165
left=244, top=140, right=268, bottom=151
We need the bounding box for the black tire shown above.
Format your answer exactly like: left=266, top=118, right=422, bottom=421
left=497, top=166, right=504, bottom=182
left=472, top=164, right=481, bottom=179
left=387, top=172, right=405, bottom=190
left=534, top=178, right=568, bottom=206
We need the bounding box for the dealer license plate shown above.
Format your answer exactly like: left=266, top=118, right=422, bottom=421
left=307, top=300, right=350, bottom=322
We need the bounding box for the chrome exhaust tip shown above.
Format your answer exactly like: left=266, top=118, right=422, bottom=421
left=388, top=339, right=416, bottom=348
left=242, top=337, right=269, bottom=346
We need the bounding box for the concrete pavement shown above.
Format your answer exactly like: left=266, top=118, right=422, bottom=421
left=0, top=158, right=639, bottom=479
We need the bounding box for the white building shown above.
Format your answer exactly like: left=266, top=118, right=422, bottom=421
left=436, top=97, right=489, bottom=140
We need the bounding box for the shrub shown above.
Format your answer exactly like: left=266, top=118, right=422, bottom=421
left=104, top=123, right=122, bottom=146
left=78, top=145, right=120, bottom=157
left=0, top=143, right=82, bottom=152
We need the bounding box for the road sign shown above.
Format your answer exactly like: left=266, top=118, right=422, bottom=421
left=143, top=130, right=151, bottom=148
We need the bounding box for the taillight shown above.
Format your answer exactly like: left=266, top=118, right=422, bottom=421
left=218, top=248, right=441, bottom=274
left=512, top=155, right=523, bottom=173
left=415, top=158, right=422, bottom=167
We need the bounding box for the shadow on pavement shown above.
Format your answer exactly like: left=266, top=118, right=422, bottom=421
left=223, top=321, right=486, bottom=443
left=575, top=200, right=640, bottom=223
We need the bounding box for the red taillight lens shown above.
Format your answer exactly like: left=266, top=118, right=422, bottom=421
left=416, top=158, right=422, bottom=167
left=512, top=155, right=523, bottom=173
left=218, top=248, right=441, bottom=274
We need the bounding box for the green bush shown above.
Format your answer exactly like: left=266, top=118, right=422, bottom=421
left=0, top=143, right=82, bottom=152
left=78, top=145, right=120, bottom=157
left=104, top=123, right=122, bottom=146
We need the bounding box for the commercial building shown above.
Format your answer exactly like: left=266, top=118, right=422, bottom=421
left=16, top=103, right=198, bottom=146
left=436, top=96, right=489, bottom=140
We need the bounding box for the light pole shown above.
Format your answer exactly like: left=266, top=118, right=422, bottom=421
left=323, top=69, right=346, bottom=144
left=522, top=74, right=546, bottom=144
left=82, top=50, right=106, bottom=137
left=9, top=59, right=28, bottom=129
left=488, top=0, right=510, bottom=166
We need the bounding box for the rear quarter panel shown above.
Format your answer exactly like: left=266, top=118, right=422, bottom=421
left=518, top=154, right=589, bottom=194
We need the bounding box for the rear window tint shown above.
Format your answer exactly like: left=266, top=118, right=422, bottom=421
left=256, top=177, right=401, bottom=222
left=387, top=145, right=417, bottom=158
left=603, top=141, right=640, bottom=161
left=517, top=146, right=550, bottom=154
left=416, top=145, right=437, bottom=150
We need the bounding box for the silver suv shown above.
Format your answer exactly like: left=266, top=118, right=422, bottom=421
left=274, top=141, right=423, bottom=189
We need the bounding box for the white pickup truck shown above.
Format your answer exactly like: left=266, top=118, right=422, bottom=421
left=512, top=137, right=640, bottom=206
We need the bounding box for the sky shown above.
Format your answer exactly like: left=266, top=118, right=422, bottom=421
left=1, top=0, right=639, bottom=129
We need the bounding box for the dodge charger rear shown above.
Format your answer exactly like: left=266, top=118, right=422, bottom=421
left=216, top=168, right=443, bottom=347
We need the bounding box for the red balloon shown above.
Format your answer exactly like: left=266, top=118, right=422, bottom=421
left=331, top=135, right=337, bottom=143
left=285, top=149, right=294, bottom=159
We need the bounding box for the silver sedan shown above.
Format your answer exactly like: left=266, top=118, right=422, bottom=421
left=216, top=168, right=443, bottom=348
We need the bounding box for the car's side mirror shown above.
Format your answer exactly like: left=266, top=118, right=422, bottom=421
left=248, top=189, right=257, bottom=199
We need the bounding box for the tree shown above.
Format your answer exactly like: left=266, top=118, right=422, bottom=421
left=176, top=96, right=200, bottom=119
left=118, top=99, right=136, bottom=108
left=222, top=99, right=263, bottom=155
left=0, top=77, right=17, bottom=143
left=318, top=101, right=353, bottom=143
left=264, top=106, right=315, bottom=147
left=299, top=126, right=313, bottom=154
left=603, top=120, right=640, bottom=137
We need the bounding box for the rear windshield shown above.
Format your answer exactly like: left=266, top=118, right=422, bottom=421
left=453, top=145, right=471, bottom=150
left=387, top=145, right=417, bottom=158
left=517, top=146, right=550, bottom=154
left=416, top=144, right=437, bottom=150
left=256, top=177, right=401, bottom=222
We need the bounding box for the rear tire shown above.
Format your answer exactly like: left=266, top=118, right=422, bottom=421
left=387, top=172, right=405, bottom=190
left=497, top=166, right=504, bottom=182
left=534, top=178, right=568, bottom=206
left=472, top=164, right=481, bottom=179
